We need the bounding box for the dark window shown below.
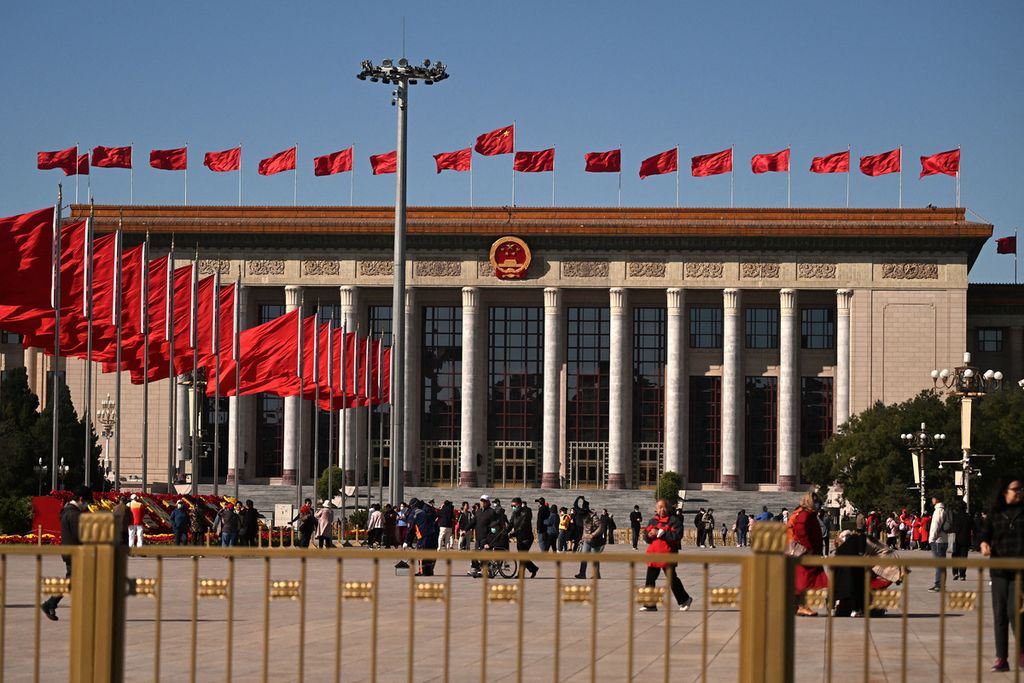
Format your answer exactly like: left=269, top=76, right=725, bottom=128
left=801, top=308, right=834, bottom=349
left=255, top=395, right=284, bottom=477
left=800, top=377, right=834, bottom=466
left=633, top=307, right=666, bottom=443
left=977, top=328, right=1004, bottom=352
left=689, top=306, right=722, bottom=348
left=318, top=304, right=342, bottom=326
left=0, top=331, right=21, bottom=344
left=745, top=377, right=778, bottom=484
left=422, top=306, right=462, bottom=441
left=688, top=376, right=721, bottom=483
left=200, top=396, right=229, bottom=480
left=369, top=306, right=393, bottom=440
left=368, top=305, right=393, bottom=346
left=567, top=307, right=610, bottom=443
left=488, top=307, right=544, bottom=442
left=259, top=304, right=286, bottom=324
left=745, top=308, right=779, bottom=349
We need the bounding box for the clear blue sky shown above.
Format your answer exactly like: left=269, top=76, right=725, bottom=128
left=2, top=1, right=1021, bottom=281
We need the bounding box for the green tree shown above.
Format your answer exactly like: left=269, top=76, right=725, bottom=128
left=31, top=380, right=102, bottom=492
left=802, top=391, right=962, bottom=513
left=655, top=471, right=684, bottom=503
left=969, top=388, right=1024, bottom=509
left=0, top=368, right=43, bottom=496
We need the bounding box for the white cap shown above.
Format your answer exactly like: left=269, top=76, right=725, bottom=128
left=479, top=494, right=490, bottom=502
left=130, top=494, right=138, bottom=501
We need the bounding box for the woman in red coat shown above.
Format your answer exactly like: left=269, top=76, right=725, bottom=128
left=787, top=492, right=828, bottom=616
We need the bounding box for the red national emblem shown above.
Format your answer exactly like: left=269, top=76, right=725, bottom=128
left=489, top=236, right=531, bottom=280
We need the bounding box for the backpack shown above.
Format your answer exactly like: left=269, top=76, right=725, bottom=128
left=940, top=510, right=955, bottom=534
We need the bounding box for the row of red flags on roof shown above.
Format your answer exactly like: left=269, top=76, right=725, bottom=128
left=37, top=125, right=961, bottom=180
left=0, top=207, right=389, bottom=406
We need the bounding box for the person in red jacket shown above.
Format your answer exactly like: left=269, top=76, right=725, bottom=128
left=638, top=499, right=693, bottom=612
left=787, top=492, right=828, bottom=616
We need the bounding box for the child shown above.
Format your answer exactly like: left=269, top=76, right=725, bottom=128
left=721, top=522, right=729, bottom=547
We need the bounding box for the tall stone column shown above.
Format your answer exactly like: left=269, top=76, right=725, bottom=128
left=459, top=287, right=482, bottom=487
left=175, top=377, right=190, bottom=478
left=227, top=284, right=249, bottom=485
left=778, top=289, right=799, bottom=491
left=721, top=288, right=742, bottom=490
left=542, top=287, right=563, bottom=488
left=402, top=287, right=420, bottom=485
left=608, top=288, right=631, bottom=489
left=664, top=288, right=685, bottom=477
left=835, top=289, right=853, bottom=429
left=339, top=286, right=360, bottom=485
left=282, top=285, right=304, bottom=485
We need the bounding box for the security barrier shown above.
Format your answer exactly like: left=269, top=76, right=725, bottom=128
left=10, top=514, right=1024, bottom=682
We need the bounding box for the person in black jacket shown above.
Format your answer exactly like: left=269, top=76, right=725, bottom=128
left=41, top=486, right=92, bottom=621
left=238, top=500, right=260, bottom=546
left=629, top=505, right=643, bottom=549
left=534, top=497, right=551, bottom=551
left=469, top=495, right=498, bottom=578
left=950, top=500, right=973, bottom=581
left=509, top=497, right=539, bottom=578
left=437, top=500, right=455, bottom=550
left=980, top=475, right=1024, bottom=672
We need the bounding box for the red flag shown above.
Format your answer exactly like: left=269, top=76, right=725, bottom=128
left=584, top=149, right=621, bottom=173
left=997, top=236, right=1017, bottom=255
left=150, top=147, right=187, bottom=171
left=920, top=149, right=960, bottom=178
left=37, top=147, right=77, bottom=174
left=204, top=147, right=241, bottom=172
left=370, top=151, right=397, bottom=175
left=258, top=147, right=297, bottom=176
left=691, top=148, right=733, bottom=177
left=513, top=148, right=554, bottom=173
left=639, top=148, right=678, bottom=179
left=67, top=154, right=89, bottom=176
left=810, top=150, right=850, bottom=174
left=751, top=148, right=790, bottom=174
left=91, top=146, right=132, bottom=169
left=859, top=148, right=901, bottom=176
left=313, top=148, right=353, bottom=176
left=474, top=125, right=514, bottom=156
left=0, top=207, right=56, bottom=311
left=433, top=148, right=472, bottom=173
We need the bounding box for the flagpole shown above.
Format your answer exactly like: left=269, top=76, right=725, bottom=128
left=898, top=145, right=903, bottom=209
left=846, top=144, right=851, bottom=209
left=730, top=146, right=735, bottom=208
left=512, top=118, right=520, bottom=206
left=83, top=205, right=95, bottom=487
left=1016, top=228, right=1019, bottom=285
left=189, top=254, right=199, bottom=495
left=113, top=216, right=123, bottom=490
left=956, top=144, right=961, bottom=208
left=296, top=294, right=305, bottom=515
left=167, top=239, right=176, bottom=493
left=184, top=143, right=189, bottom=206
left=232, top=272, right=242, bottom=501
left=129, top=143, right=134, bottom=205
left=350, top=143, right=355, bottom=207
left=675, top=145, right=680, bottom=208
left=75, top=143, right=80, bottom=204
left=618, top=146, right=622, bottom=208
left=787, top=146, right=792, bottom=209
left=294, top=143, right=299, bottom=207
left=141, top=234, right=150, bottom=492
left=551, top=144, right=556, bottom=207
left=238, top=144, right=243, bottom=206
left=365, top=328, right=373, bottom=511
left=340, top=322, right=347, bottom=521
left=376, top=333, right=384, bottom=505
left=51, top=186, right=62, bottom=492
left=470, top=143, right=474, bottom=208
left=213, top=268, right=221, bottom=496
left=313, top=306, right=321, bottom=499
left=327, top=320, right=334, bottom=505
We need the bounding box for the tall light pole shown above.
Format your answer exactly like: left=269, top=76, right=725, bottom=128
left=901, top=423, right=946, bottom=515
left=357, top=58, right=449, bottom=506
left=97, top=393, right=116, bottom=490
left=932, top=351, right=1003, bottom=512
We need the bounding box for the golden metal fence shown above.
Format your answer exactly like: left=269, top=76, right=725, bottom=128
left=10, top=514, right=1024, bottom=682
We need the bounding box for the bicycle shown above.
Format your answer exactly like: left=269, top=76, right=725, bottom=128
left=487, top=556, right=518, bottom=579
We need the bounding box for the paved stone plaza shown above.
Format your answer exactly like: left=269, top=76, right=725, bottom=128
left=1, top=543, right=1013, bottom=682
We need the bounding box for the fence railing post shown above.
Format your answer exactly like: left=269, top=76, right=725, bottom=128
left=68, top=512, right=126, bottom=683
left=739, top=522, right=794, bottom=683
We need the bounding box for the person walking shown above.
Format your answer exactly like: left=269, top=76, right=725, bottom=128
left=508, top=497, right=539, bottom=578
left=170, top=500, right=190, bottom=546
left=694, top=508, right=706, bottom=547
left=703, top=508, right=716, bottom=548
left=735, top=509, right=749, bottom=548
left=293, top=498, right=315, bottom=548
left=127, top=493, right=145, bottom=548
left=638, top=498, right=692, bottom=612
left=367, top=504, right=384, bottom=547
left=544, top=503, right=559, bottom=552
left=630, top=505, right=643, bottom=549
left=534, top=497, right=551, bottom=551
left=951, top=501, right=972, bottom=581
left=111, top=495, right=129, bottom=546
left=787, top=492, right=827, bottom=616
left=189, top=500, right=209, bottom=546
left=239, top=499, right=260, bottom=546
left=556, top=507, right=572, bottom=552
left=819, top=509, right=833, bottom=556
left=980, top=475, right=1024, bottom=672
left=456, top=502, right=473, bottom=550
left=215, top=502, right=240, bottom=547
left=575, top=504, right=607, bottom=580
left=469, top=495, right=498, bottom=578
left=41, top=486, right=92, bottom=621
left=437, top=500, right=455, bottom=550
left=928, top=495, right=950, bottom=592
left=315, top=502, right=335, bottom=548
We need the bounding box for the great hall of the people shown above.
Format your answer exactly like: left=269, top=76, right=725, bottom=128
left=1, top=204, right=1011, bottom=492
